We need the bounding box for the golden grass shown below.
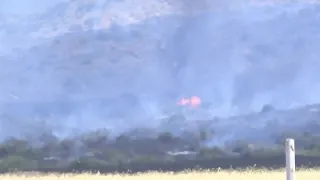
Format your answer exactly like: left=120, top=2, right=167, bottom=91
left=0, top=169, right=319, bottom=180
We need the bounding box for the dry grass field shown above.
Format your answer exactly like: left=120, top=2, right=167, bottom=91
left=0, top=169, right=319, bottom=180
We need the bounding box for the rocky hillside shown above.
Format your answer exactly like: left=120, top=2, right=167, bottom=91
left=1, top=0, right=320, bottom=144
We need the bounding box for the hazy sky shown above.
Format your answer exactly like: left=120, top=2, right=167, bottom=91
left=0, top=0, right=65, bottom=15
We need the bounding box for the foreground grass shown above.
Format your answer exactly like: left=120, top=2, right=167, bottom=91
left=0, top=169, right=319, bottom=180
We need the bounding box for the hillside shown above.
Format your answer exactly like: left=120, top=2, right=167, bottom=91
left=2, top=0, right=320, bottom=172
left=1, top=0, right=320, bottom=150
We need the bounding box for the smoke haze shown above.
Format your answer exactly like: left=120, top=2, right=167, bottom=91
left=1, top=0, right=320, bottom=144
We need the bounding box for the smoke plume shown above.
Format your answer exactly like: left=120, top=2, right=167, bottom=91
left=0, top=0, right=320, bottom=144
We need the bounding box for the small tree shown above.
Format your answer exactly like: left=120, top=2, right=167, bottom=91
left=157, top=132, right=174, bottom=144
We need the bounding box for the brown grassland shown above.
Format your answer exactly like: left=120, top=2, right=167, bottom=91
left=0, top=169, right=319, bottom=180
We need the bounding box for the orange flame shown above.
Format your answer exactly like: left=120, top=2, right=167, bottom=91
left=176, top=96, right=201, bottom=108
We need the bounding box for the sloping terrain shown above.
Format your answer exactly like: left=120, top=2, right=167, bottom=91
left=1, top=0, right=320, bottom=146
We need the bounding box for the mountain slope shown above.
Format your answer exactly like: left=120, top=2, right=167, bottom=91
left=1, top=0, right=320, bottom=143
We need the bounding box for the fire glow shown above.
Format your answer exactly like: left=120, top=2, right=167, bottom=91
left=176, top=96, right=201, bottom=108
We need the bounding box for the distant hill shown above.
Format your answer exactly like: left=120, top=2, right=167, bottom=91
left=1, top=0, right=320, bottom=142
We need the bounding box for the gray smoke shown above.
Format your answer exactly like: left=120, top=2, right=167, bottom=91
left=0, top=0, right=320, bottom=143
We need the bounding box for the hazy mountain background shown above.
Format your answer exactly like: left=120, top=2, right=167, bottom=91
left=1, top=0, right=320, bottom=145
